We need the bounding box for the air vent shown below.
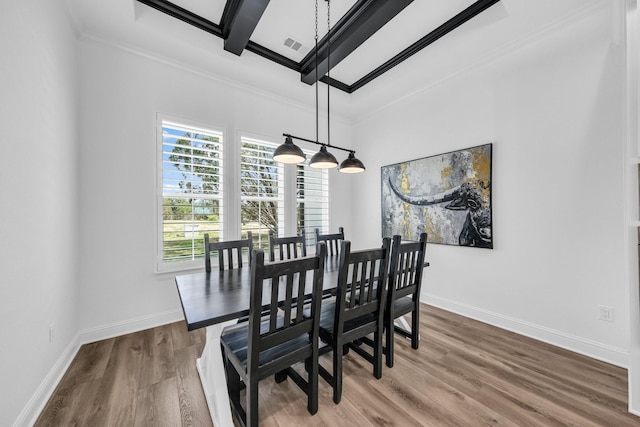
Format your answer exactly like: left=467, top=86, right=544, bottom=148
left=283, top=37, right=308, bottom=55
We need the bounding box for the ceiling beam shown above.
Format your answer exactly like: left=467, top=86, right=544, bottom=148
left=349, top=0, right=501, bottom=91
left=319, top=76, right=352, bottom=94
left=135, top=0, right=349, bottom=88
left=300, top=0, right=413, bottom=85
left=135, top=0, right=501, bottom=94
left=245, top=41, right=300, bottom=72
left=136, top=0, right=222, bottom=37
left=220, top=0, right=270, bottom=56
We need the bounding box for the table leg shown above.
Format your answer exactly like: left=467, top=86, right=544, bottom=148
left=196, top=320, right=236, bottom=427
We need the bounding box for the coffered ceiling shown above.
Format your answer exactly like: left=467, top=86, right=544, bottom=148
left=67, top=0, right=599, bottom=119
left=134, top=0, right=500, bottom=93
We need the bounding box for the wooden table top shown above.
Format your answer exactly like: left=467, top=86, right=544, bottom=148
left=175, top=256, right=341, bottom=331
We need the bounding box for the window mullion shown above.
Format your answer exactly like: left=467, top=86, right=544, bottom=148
left=283, top=163, right=297, bottom=236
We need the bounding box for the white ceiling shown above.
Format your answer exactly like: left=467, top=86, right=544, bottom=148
left=67, top=0, right=599, bottom=121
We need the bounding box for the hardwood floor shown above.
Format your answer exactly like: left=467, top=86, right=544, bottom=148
left=35, top=305, right=640, bottom=426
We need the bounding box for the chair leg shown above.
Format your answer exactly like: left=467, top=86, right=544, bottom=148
left=307, top=355, right=319, bottom=415
left=222, top=348, right=243, bottom=421
left=385, top=316, right=395, bottom=368
left=246, top=377, right=259, bottom=427
left=373, top=329, right=383, bottom=379
left=333, top=343, right=343, bottom=404
left=274, top=370, right=288, bottom=383
left=411, top=307, right=419, bottom=350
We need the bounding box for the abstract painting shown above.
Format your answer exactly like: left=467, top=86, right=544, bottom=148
left=381, top=144, right=493, bottom=249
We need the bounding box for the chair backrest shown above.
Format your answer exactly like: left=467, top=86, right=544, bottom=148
left=315, top=227, right=344, bottom=257
left=333, top=238, right=391, bottom=335
left=247, top=243, right=326, bottom=373
left=204, top=232, right=253, bottom=272
left=388, top=233, right=427, bottom=304
left=268, top=229, right=307, bottom=262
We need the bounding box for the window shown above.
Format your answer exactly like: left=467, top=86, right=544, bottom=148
left=240, top=138, right=284, bottom=251
left=158, top=117, right=223, bottom=270
left=296, top=159, right=329, bottom=245
left=157, top=125, right=330, bottom=272
left=240, top=136, right=329, bottom=253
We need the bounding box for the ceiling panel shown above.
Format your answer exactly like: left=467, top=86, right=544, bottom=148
left=331, top=0, right=477, bottom=84
left=125, top=0, right=505, bottom=92
left=169, top=0, right=226, bottom=23
left=250, top=0, right=358, bottom=62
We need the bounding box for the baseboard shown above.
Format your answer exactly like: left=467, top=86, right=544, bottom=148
left=423, top=294, right=630, bottom=368
left=78, top=308, right=184, bottom=345
left=13, top=335, right=81, bottom=427
left=13, top=309, right=184, bottom=427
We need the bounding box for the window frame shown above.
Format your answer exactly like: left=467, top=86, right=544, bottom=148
left=239, top=136, right=285, bottom=251
left=295, top=153, right=330, bottom=246
left=156, top=114, right=226, bottom=273
left=156, top=123, right=331, bottom=274
left=238, top=133, right=330, bottom=255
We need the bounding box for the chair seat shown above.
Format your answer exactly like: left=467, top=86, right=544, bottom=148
left=221, top=319, right=312, bottom=369
left=392, top=296, right=415, bottom=318
left=305, top=303, right=375, bottom=339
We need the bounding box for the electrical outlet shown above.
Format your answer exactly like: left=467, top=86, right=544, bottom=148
left=598, top=305, right=614, bottom=322
left=49, top=323, right=55, bottom=343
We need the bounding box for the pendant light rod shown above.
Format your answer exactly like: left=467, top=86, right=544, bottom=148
left=309, top=0, right=337, bottom=170
left=282, top=133, right=355, bottom=154
left=315, top=0, right=319, bottom=146
left=326, top=0, right=331, bottom=148
left=276, top=0, right=364, bottom=173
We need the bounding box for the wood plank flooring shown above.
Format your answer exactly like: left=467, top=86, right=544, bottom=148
left=35, top=305, right=640, bottom=426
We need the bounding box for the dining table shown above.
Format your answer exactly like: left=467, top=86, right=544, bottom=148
left=174, top=255, right=342, bottom=427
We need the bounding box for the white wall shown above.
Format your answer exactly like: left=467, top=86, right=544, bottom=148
left=76, top=40, right=354, bottom=333
left=0, top=1, right=80, bottom=426
left=351, top=3, right=628, bottom=365
left=3, top=0, right=635, bottom=424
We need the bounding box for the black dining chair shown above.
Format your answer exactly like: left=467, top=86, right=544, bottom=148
left=220, top=243, right=326, bottom=427
left=384, top=233, right=428, bottom=368
left=312, top=238, right=391, bottom=404
left=315, top=227, right=344, bottom=257
left=268, top=229, right=307, bottom=262
left=204, top=232, right=253, bottom=272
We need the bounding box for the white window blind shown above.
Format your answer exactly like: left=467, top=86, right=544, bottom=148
left=160, top=119, right=223, bottom=267
left=296, top=159, right=329, bottom=246
left=240, top=136, right=330, bottom=252
left=240, top=138, right=284, bottom=251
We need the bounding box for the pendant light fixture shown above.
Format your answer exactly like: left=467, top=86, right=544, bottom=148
left=339, top=152, right=366, bottom=173
left=309, top=145, right=338, bottom=168
left=273, top=135, right=306, bottom=163
left=275, top=0, right=365, bottom=174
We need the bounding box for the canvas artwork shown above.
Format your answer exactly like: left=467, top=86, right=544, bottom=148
left=381, top=144, right=493, bottom=249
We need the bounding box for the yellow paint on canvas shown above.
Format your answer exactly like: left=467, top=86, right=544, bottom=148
left=424, top=212, right=437, bottom=242
left=472, top=151, right=491, bottom=204
left=400, top=163, right=410, bottom=192
left=441, top=165, right=454, bottom=190
left=472, top=151, right=491, bottom=180
left=399, top=164, right=412, bottom=237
